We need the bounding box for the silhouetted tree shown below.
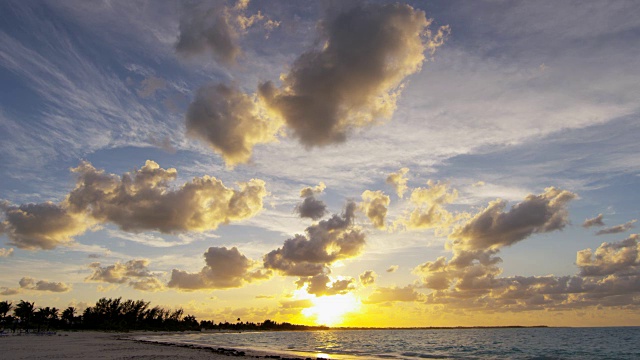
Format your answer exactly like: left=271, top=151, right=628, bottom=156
left=14, top=300, right=35, bottom=331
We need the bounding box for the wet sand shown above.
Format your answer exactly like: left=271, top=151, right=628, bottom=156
left=1, top=331, right=320, bottom=360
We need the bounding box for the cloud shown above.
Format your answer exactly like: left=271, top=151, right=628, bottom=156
left=596, top=220, right=636, bottom=236
left=583, top=213, right=605, bottom=228
left=86, top=259, right=154, bottom=284
left=0, top=200, right=91, bottom=250
left=175, top=2, right=240, bottom=65
left=258, top=3, right=448, bottom=147
left=360, top=190, right=390, bottom=229
left=2, top=160, right=267, bottom=250
left=137, top=76, right=166, bottom=98
left=450, top=187, right=577, bottom=251
left=399, top=180, right=460, bottom=231
left=19, top=277, right=71, bottom=292
left=295, top=182, right=327, bottom=220
left=86, top=259, right=165, bottom=292
left=364, top=285, right=423, bottom=304
left=0, top=287, right=20, bottom=296
left=185, top=83, right=280, bottom=167
left=386, top=168, right=409, bottom=198
left=297, top=274, right=356, bottom=296
left=0, top=247, right=14, bottom=257
left=577, top=234, right=639, bottom=277
left=264, top=201, right=365, bottom=277
left=168, top=246, right=270, bottom=290
left=386, top=265, right=399, bottom=273
left=359, top=270, right=377, bottom=286
left=130, top=277, right=166, bottom=292
left=410, top=188, right=586, bottom=310
left=67, top=160, right=267, bottom=233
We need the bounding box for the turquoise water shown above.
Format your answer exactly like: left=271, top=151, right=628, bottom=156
left=138, top=327, right=640, bottom=359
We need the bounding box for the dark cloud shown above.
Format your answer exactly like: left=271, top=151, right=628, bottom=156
left=360, top=190, right=390, bottom=229
left=264, top=201, right=365, bottom=277
left=168, top=246, right=270, bottom=290
left=409, top=188, right=640, bottom=311
left=450, top=187, right=577, bottom=250
left=583, top=213, right=605, bottom=228
left=359, top=270, right=376, bottom=286
left=1, top=161, right=267, bottom=250
left=386, top=265, right=399, bottom=273
left=296, top=274, right=355, bottom=296
left=295, top=183, right=327, bottom=220
left=577, top=234, right=639, bottom=277
left=595, top=220, right=636, bottom=235
left=186, top=83, right=279, bottom=167
left=258, top=3, right=448, bottom=147
left=175, top=2, right=240, bottom=66
left=0, top=200, right=89, bottom=250
left=19, top=277, right=71, bottom=292
left=175, top=0, right=277, bottom=66
left=67, top=160, right=267, bottom=234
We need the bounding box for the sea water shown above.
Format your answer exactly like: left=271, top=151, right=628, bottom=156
left=137, top=327, right=640, bottom=359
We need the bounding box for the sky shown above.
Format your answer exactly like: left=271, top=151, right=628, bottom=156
left=1, top=0, right=639, bottom=327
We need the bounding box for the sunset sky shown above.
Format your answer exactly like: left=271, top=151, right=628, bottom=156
left=1, top=0, right=639, bottom=327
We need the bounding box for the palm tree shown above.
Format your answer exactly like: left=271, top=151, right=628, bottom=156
left=0, top=301, right=12, bottom=329
left=14, top=300, right=35, bottom=332
left=62, top=307, right=76, bottom=328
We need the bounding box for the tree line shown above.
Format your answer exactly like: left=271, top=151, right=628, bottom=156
left=0, top=298, right=328, bottom=332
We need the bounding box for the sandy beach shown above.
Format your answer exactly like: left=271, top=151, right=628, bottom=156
left=1, top=331, right=317, bottom=360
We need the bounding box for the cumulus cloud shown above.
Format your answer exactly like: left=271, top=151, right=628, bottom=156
left=577, top=234, right=639, bottom=277
left=68, top=160, right=267, bottom=233
left=264, top=201, right=365, bottom=277
left=175, top=2, right=239, bottom=65
left=450, top=187, right=577, bottom=251
left=595, top=220, right=636, bottom=235
left=364, top=285, right=423, bottom=304
left=387, top=265, right=399, bottom=273
left=296, top=274, right=356, bottom=296
left=185, top=83, right=280, bottom=167
left=86, top=259, right=153, bottom=284
left=583, top=213, right=605, bottom=228
left=130, top=277, right=166, bottom=292
left=399, top=180, right=460, bottom=231
left=1, top=161, right=267, bottom=250
left=359, top=270, right=377, bottom=286
left=19, top=277, right=71, bottom=292
left=0, top=247, right=14, bottom=257
left=410, top=188, right=585, bottom=310
left=295, top=182, right=327, bottom=220
left=168, top=246, right=270, bottom=290
left=0, top=200, right=90, bottom=250
left=258, top=3, right=448, bottom=147
left=386, top=168, right=410, bottom=198
left=175, top=0, right=277, bottom=65
left=360, top=190, right=390, bottom=229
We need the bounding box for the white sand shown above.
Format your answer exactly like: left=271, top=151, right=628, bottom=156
left=1, top=331, right=313, bottom=359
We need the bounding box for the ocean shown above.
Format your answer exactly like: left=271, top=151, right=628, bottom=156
left=136, top=327, right=640, bottom=359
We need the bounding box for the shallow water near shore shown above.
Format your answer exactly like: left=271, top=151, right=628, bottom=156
left=136, top=326, right=640, bottom=359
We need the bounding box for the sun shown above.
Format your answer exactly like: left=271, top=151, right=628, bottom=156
left=302, top=294, right=361, bottom=326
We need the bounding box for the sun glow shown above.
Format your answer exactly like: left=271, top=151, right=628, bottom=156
left=302, top=294, right=361, bottom=326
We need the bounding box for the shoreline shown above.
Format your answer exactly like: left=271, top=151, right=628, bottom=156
left=1, top=331, right=334, bottom=360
